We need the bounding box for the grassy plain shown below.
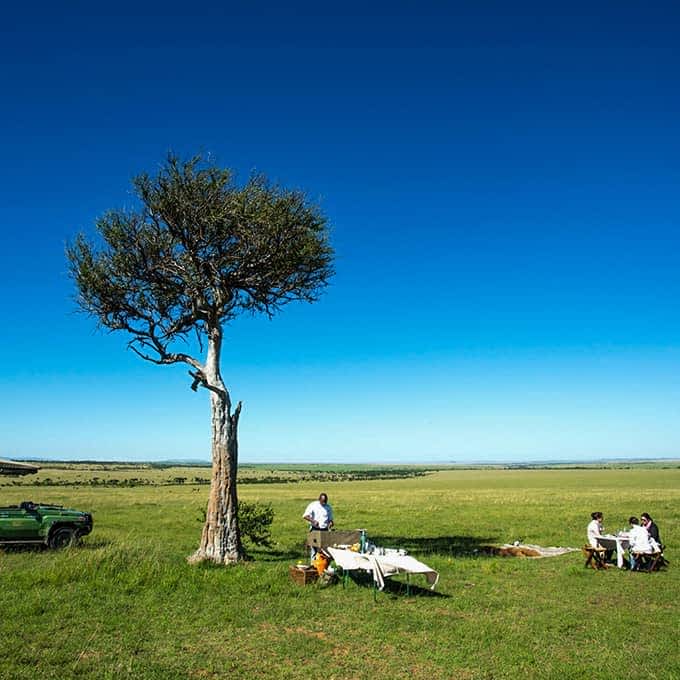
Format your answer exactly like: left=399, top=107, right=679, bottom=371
left=1, top=465, right=679, bottom=679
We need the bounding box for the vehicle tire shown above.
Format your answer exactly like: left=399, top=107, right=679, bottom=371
left=49, top=526, right=76, bottom=549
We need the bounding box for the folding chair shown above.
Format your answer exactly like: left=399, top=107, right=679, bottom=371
left=582, top=544, right=609, bottom=570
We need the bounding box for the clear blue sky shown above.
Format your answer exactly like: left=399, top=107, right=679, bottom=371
left=2, top=2, right=680, bottom=463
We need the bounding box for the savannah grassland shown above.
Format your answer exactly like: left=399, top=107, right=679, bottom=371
left=1, top=464, right=679, bottom=680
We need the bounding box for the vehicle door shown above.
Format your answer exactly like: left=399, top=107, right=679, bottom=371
left=0, top=506, right=42, bottom=540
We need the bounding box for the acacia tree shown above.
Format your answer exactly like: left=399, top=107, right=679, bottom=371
left=68, top=154, right=333, bottom=564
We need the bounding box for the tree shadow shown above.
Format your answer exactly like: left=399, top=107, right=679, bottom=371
left=371, top=534, right=500, bottom=558
left=248, top=534, right=504, bottom=563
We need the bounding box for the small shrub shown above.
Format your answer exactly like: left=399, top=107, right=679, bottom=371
left=238, top=501, right=274, bottom=549
left=196, top=501, right=275, bottom=552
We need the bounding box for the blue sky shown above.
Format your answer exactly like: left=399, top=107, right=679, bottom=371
left=1, top=3, right=680, bottom=463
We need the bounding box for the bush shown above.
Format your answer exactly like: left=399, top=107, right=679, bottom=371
left=196, top=500, right=275, bottom=552
left=238, top=501, right=275, bottom=549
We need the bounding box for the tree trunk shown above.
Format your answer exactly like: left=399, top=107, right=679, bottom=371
left=187, top=329, right=245, bottom=565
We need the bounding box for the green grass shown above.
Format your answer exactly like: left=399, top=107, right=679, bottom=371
left=1, top=467, right=679, bottom=679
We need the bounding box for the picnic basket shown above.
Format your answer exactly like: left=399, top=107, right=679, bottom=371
left=289, top=565, right=318, bottom=586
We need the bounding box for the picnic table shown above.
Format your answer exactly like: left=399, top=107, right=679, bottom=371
left=326, top=547, right=439, bottom=592
left=597, top=533, right=630, bottom=569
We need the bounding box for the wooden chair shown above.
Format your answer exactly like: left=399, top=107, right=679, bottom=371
left=655, top=545, right=670, bottom=570
left=632, top=550, right=667, bottom=572
left=647, top=551, right=665, bottom=572
left=582, top=544, right=609, bottom=570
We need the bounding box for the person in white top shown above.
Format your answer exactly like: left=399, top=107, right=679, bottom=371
left=628, top=516, right=654, bottom=570
left=303, top=493, right=334, bottom=530
left=586, top=511, right=613, bottom=563
left=587, top=511, right=604, bottom=548
left=303, top=493, right=334, bottom=560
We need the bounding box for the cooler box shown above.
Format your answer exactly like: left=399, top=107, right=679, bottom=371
left=305, top=529, right=361, bottom=551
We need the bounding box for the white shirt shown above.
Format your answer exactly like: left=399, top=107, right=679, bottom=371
left=587, top=519, right=603, bottom=548
left=303, top=500, right=333, bottom=529
left=629, top=525, right=653, bottom=554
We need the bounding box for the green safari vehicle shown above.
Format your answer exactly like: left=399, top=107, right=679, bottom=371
left=0, top=501, right=93, bottom=548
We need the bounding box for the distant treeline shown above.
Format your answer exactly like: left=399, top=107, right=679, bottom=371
left=506, top=464, right=680, bottom=470
left=1, top=468, right=430, bottom=487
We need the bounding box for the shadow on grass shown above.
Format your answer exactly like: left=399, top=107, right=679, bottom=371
left=371, top=534, right=500, bottom=558
left=342, top=570, right=450, bottom=598
left=0, top=543, right=46, bottom=553
left=0, top=537, right=112, bottom=553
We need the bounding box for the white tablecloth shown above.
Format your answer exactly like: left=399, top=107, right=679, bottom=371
left=327, top=547, right=439, bottom=590
left=597, top=534, right=630, bottom=568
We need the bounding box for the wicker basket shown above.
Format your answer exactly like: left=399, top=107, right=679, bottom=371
left=289, top=565, right=319, bottom=586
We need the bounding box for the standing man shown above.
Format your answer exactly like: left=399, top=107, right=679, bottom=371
left=303, top=493, right=334, bottom=531
left=303, top=493, right=334, bottom=560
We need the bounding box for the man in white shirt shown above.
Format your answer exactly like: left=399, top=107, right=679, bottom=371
left=303, top=493, right=334, bottom=559
left=303, top=493, right=334, bottom=531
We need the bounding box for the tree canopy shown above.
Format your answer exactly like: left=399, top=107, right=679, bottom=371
left=68, top=154, right=333, bottom=379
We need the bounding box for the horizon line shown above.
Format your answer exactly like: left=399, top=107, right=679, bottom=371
left=7, top=456, right=680, bottom=467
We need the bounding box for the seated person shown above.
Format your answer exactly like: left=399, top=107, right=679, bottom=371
left=587, top=511, right=613, bottom=562
left=587, top=511, right=604, bottom=548
left=640, top=512, right=662, bottom=549
left=628, top=516, right=654, bottom=570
